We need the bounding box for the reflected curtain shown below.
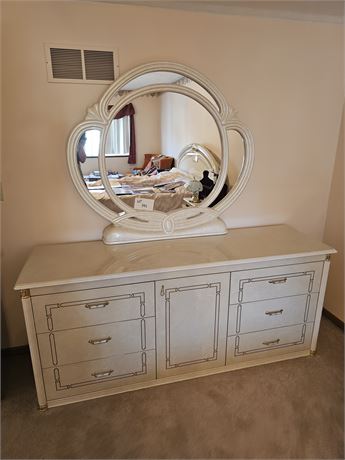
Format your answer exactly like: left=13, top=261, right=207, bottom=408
left=108, top=103, right=136, bottom=164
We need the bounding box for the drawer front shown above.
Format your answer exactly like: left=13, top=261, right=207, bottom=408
left=43, top=350, right=156, bottom=401
left=228, top=293, right=318, bottom=335
left=32, top=282, right=154, bottom=333
left=230, top=262, right=323, bottom=304
left=38, top=318, right=155, bottom=368
left=227, top=323, right=313, bottom=365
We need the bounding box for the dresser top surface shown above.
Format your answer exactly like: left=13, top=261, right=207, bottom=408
left=15, top=225, right=335, bottom=290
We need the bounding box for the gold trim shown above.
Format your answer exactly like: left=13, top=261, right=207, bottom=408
left=326, top=255, right=331, bottom=261
left=20, top=289, right=31, bottom=299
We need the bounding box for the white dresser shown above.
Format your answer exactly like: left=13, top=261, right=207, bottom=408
left=15, top=225, right=335, bottom=409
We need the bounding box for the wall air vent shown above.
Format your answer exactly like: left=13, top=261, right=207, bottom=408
left=45, top=44, right=119, bottom=84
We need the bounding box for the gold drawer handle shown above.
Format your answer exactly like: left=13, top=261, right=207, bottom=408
left=91, top=369, right=114, bottom=378
left=262, top=339, right=280, bottom=346
left=88, top=336, right=112, bottom=345
left=265, top=309, right=284, bottom=316
left=85, top=301, right=109, bottom=309
left=268, top=278, right=287, bottom=285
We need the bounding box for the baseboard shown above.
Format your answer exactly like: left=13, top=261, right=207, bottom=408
left=1, top=345, right=29, bottom=357
left=323, top=309, right=344, bottom=331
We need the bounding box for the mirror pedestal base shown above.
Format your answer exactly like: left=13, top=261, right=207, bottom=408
left=103, top=219, right=227, bottom=245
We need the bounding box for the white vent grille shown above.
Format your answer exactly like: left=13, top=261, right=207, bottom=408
left=84, top=50, right=115, bottom=81
left=45, top=44, right=119, bottom=84
left=50, top=48, right=83, bottom=80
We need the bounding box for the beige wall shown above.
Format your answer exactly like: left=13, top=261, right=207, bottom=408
left=1, top=1, right=343, bottom=347
left=323, top=106, right=344, bottom=322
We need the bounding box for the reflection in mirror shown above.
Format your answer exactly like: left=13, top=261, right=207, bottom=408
left=77, top=130, right=102, bottom=181
left=117, top=71, right=219, bottom=109
left=76, top=129, right=108, bottom=210
left=77, top=131, right=102, bottom=190
left=76, top=132, right=87, bottom=181
left=228, top=130, right=245, bottom=188
left=68, top=62, right=254, bottom=242
left=77, top=124, right=245, bottom=214
left=90, top=91, right=223, bottom=212
left=204, top=130, right=245, bottom=208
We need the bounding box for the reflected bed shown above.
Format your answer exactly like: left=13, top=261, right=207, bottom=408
left=86, top=144, right=219, bottom=213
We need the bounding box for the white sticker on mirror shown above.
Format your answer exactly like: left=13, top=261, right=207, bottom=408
left=134, top=197, right=154, bottom=211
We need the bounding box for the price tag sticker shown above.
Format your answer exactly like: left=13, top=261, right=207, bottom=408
left=134, top=197, right=154, bottom=211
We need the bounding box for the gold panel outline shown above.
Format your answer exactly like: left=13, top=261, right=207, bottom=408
left=49, top=333, right=58, bottom=366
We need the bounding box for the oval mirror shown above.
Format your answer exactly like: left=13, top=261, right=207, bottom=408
left=67, top=62, right=254, bottom=244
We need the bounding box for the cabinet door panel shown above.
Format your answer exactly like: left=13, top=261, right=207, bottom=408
left=156, top=273, right=230, bottom=378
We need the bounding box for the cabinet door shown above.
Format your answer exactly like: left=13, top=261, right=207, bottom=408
left=156, top=273, right=230, bottom=378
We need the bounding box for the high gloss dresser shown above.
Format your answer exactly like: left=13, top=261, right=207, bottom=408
left=15, top=225, right=335, bottom=409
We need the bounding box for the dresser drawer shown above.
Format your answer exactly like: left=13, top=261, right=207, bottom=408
left=43, top=350, right=156, bottom=401
left=226, top=323, right=313, bottom=364
left=228, top=293, right=318, bottom=335
left=32, top=282, right=154, bottom=333
left=230, top=262, right=323, bottom=304
left=37, top=318, right=155, bottom=368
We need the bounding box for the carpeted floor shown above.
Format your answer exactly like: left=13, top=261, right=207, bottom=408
left=1, top=317, right=344, bottom=459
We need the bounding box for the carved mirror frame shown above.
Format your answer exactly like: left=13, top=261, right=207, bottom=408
left=67, top=62, right=254, bottom=244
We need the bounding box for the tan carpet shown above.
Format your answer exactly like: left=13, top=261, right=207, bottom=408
left=1, top=317, right=344, bottom=459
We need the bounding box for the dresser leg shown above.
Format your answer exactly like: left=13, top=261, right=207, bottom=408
left=310, top=350, right=316, bottom=356
left=38, top=403, right=48, bottom=411
left=310, top=258, right=331, bottom=352
left=21, top=294, right=48, bottom=411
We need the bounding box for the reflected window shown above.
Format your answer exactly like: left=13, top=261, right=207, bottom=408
left=84, top=119, right=130, bottom=158
left=84, top=129, right=100, bottom=157
left=106, top=117, right=130, bottom=155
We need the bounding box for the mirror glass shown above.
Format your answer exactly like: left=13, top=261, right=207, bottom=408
left=76, top=129, right=109, bottom=210
left=228, top=130, right=245, bottom=189
left=205, top=129, right=245, bottom=208
left=77, top=102, right=246, bottom=213
left=82, top=91, right=227, bottom=213
left=117, top=71, right=219, bottom=109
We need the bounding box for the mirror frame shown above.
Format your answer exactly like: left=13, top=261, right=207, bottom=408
left=67, top=62, right=254, bottom=242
